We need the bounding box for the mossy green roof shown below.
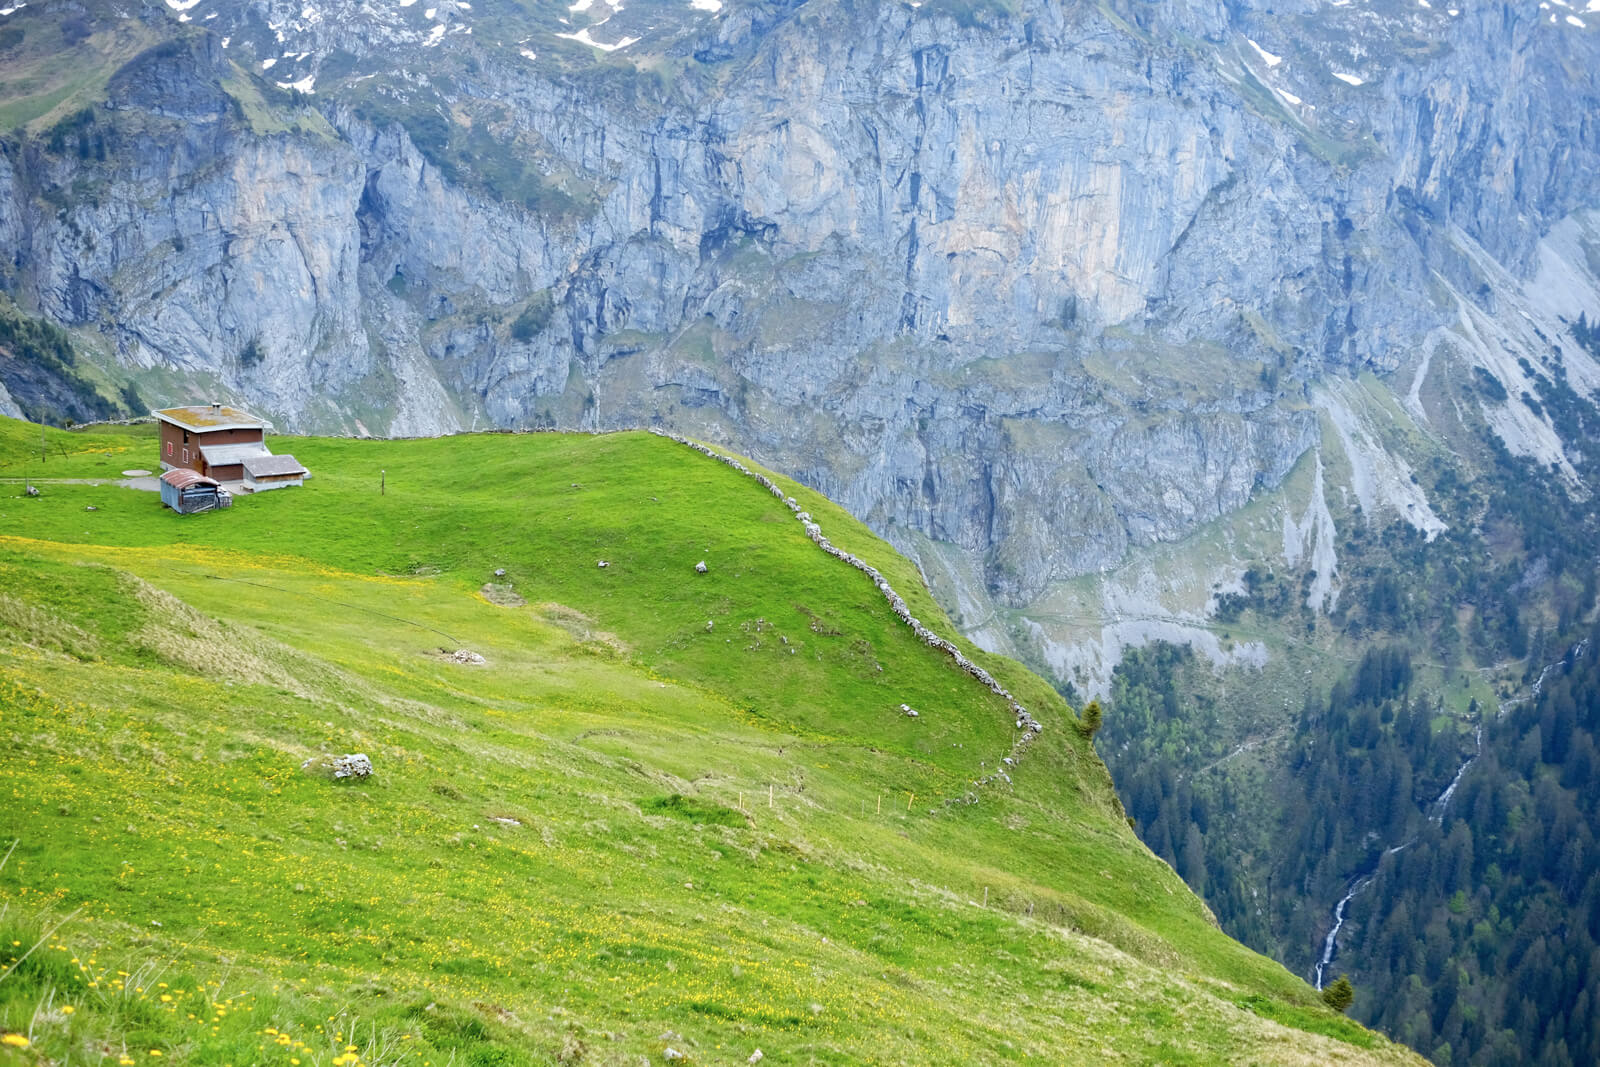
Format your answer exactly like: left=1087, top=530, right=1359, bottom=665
left=151, top=405, right=267, bottom=432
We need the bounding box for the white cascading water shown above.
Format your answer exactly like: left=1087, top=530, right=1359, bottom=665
left=1313, top=641, right=1587, bottom=989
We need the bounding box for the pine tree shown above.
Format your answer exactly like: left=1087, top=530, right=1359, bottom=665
left=1080, top=700, right=1103, bottom=737
left=1322, top=974, right=1355, bottom=1014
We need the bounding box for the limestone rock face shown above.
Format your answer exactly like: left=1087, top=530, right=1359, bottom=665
left=2, top=0, right=1598, bottom=605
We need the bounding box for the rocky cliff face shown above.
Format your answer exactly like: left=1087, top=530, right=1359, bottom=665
left=2, top=0, right=1599, bottom=623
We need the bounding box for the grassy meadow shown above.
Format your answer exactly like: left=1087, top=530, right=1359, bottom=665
left=0, top=417, right=1420, bottom=1064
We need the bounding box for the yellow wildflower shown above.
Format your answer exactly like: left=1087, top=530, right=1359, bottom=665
left=61, top=1005, right=75, bottom=1015
left=2, top=1034, right=30, bottom=1048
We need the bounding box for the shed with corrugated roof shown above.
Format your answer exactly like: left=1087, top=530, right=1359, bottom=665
left=159, top=469, right=233, bottom=515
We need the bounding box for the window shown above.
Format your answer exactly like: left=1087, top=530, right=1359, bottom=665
left=166, top=441, right=173, bottom=457
left=182, top=448, right=189, bottom=464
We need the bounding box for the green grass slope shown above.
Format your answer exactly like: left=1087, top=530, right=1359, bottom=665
left=0, top=418, right=1419, bottom=1065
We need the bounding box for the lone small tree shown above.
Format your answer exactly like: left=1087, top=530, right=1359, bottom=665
left=1321, top=974, right=1355, bottom=1014
left=1080, top=699, right=1103, bottom=737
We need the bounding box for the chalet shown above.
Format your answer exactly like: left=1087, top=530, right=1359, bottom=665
left=152, top=403, right=307, bottom=491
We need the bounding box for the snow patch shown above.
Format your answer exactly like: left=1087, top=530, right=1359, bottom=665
left=220, top=35, right=230, bottom=47
left=164, top=0, right=202, bottom=10
left=1566, top=14, right=1586, bottom=26
left=1332, top=71, right=1365, bottom=86
left=689, top=0, right=721, bottom=10
left=276, top=75, right=315, bottom=93
left=261, top=57, right=278, bottom=69
left=553, top=26, right=636, bottom=50
left=1276, top=87, right=1307, bottom=107
left=0, top=4, right=27, bottom=16
left=399, top=0, right=418, bottom=7
left=1247, top=38, right=1283, bottom=67
left=1319, top=380, right=1447, bottom=541
left=423, top=22, right=445, bottom=44
left=519, top=47, right=537, bottom=60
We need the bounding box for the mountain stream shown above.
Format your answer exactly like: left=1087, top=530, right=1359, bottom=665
left=1311, top=640, right=1588, bottom=988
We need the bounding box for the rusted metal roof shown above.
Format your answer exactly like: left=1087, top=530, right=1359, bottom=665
left=152, top=404, right=268, bottom=432
left=244, top=453, right=307, bottom=478
left=160, top=469, right=222, bottom=490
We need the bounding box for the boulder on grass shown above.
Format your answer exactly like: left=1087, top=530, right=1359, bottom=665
left=301, top=753, right=373, bottom=780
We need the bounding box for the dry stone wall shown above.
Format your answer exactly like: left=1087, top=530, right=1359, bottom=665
left=650, top=430, right=1054, bottom=806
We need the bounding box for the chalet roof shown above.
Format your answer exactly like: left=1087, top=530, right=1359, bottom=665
left=200, top=442, right=271, bottom=467
left=152, top=404, right=268, bottom=433
left=243, top=453, right=307, bottom=478
left=160, top=469, right=222, bottom=491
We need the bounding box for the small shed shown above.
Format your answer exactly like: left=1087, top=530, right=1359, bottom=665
left=159, top=469, right=232, bottom=515
left=243, top=452, right=308, bottom=492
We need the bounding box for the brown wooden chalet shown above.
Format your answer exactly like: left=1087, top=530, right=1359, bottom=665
left=152, top=403, right=308, bottom=491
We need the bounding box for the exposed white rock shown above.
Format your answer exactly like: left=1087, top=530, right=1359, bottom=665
left=1028, top=616, right=1268, bottom=702
left=1318, top=380, right=1447, bottom=541
left=1281, top=453, right=1340, bottom=613
left=301, top=753, right=373, bottom=779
